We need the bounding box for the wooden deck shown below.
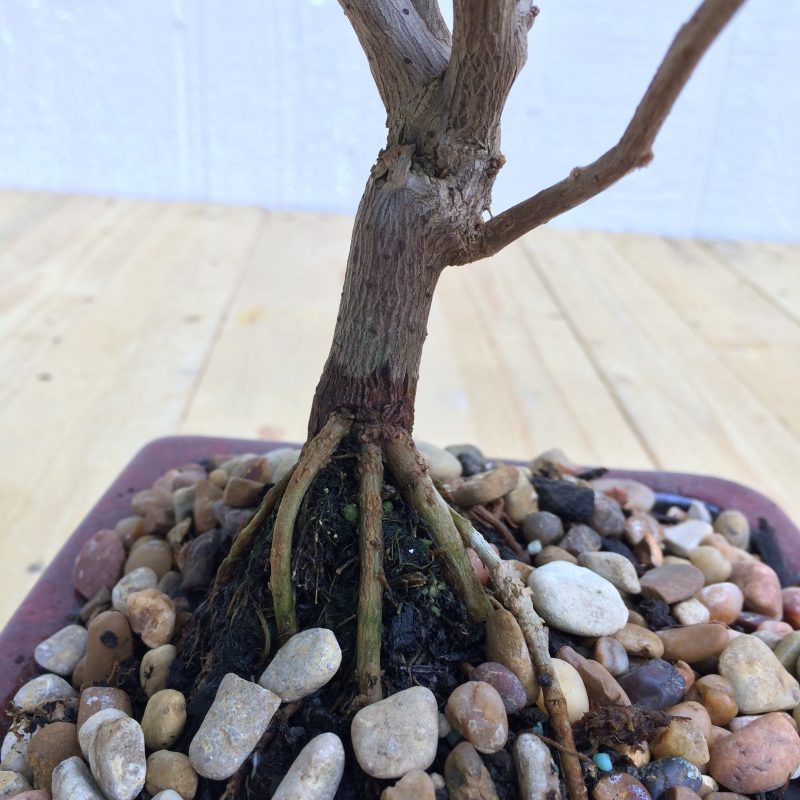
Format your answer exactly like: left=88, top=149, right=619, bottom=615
left=1, top=190, right=798, bottom=627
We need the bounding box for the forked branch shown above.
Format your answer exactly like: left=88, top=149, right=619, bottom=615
left=338, top=0, right=449, bottom=112
left=464, top=0, right=746, bottom=262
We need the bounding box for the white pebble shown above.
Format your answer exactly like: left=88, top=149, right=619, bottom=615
left=89, top=715, right=146, bottom=800
left=271, top=732, right=345, bottom=799
left=12, top=674, right=77, bottom=711
left=0, top=770, right=30, bottom=798
left=34, top=624, right=88, bottom=676
left=52, top=756, right=105, bottom=800
left=111, top=567, right=158, bottom=615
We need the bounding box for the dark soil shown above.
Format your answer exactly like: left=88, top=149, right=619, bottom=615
left=170, top=448, right=485, bottom=799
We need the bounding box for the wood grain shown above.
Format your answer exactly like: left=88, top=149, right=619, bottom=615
left=0, top=190, right=797, bottom=627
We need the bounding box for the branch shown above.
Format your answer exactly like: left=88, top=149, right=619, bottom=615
left=465, top=0, right=746, bottom=262
left=338, top=0, right=449, bottom=112
left=445, top=1, right=538, bottom=146
left=410, top=0, right=451, bottom=47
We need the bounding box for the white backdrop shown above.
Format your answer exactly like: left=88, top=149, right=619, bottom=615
left=0, top=0, right=797, bottom=241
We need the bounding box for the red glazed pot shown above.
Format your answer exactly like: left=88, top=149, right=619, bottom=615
left=1, top=435, right=798, bottom=735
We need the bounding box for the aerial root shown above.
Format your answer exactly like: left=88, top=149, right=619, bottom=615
left=354, top=435, right=384, bottom=705
left=384, top=428, right=491, bottom=623
left=270, top=412, right=354, bottom=642
left=451, top=511, right=589, bottom=800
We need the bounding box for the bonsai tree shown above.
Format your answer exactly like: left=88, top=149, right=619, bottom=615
left=179, top=1, right=745, bottom=796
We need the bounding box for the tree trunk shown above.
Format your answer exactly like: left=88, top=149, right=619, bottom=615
left=308, top=161, right=471, bottom=435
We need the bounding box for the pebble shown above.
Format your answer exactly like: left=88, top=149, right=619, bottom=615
left=0, top=771, right=31, bottom=797
left=34, top=625, right=88, bottom=676
left=445, top=681, right=508, bottom=753
left=89, top=715, right=147, bottom=800
left=578, top=551, right=641, bottom=594
left=663, top=521, right=712, bottom=558
left=381, top=769, right=435, bottom=800
left=141, top=690, right=187, bottom=750
left=132, top=487, right=174, bottom=533
left=152, top=793, right=184, bottom=800
left=78, top=709, right=127, bottom=759
left=708, top=712, right=800, bottom=794
left=650, top=719, right=709, bottom=769
left=351, top=686, right=439, bottom=779
left=258, top=627, right=342, bottom=701
left=528, top=561, right=628, bottom=637
left=51, top=756, right=104, bottom=800
left=639, top=565, right=705, bottom=605
left=638, top=758, right=702, bottom=800
left=532, top=476, right=595, bottom=522
left=126, top=588, right=176, bottom=647
left=713, top=510, right=750, bottom=550
left=222, top=476, right=265, bottom=508
left=72, top=529, right=126, bottom=599
left=27, top=722, right=80, bottom=792
left=140, top=644, right=177, bottom=696
left=656, top=623, right=729, bottom=663
left=695, top=583, right=744, bottom=625
left=590, top=492, right=626, bottom=537
left=412, top=441, right=461, bottom=481
left=9, top=791, right=49, bottom=800
left=79, top=586, right=112, bottom=624
left=700, top=534, right=750, bottom=565
left=13, top=675, right=78, bottom=712
left=634, top=532, right=664, bottom=570
left=145, top=751, right=198, bottom=800
left=617, top=659, right=686, bottom=710
left=521, top=511, right=563, bottom=545
left=665, top=790, right=702, bottom=800
left=180, top=530, right=221, bottom=591
left=688, top=547, right=731, bottom=586
left=189, top=673, right=279, bottom=780
left=613, top=624, right=665, bottom=658
left=666, top=701, right=712, bottom=740
left=514, top=733, right=560, bottom=800
left=485, top=607, right=538, bottom=703
left=449, top=465, right=520, bottom=507
left=124, top=539, right=173, bottom=580
left=718, top=634, right=800, bottom=713
left=444, top=741, right=499, bottom=800
left=560, top=524, right=602, bottom=556
left=111, top=567, right=158, bottom=615
left=1, top=729, right=32, bottom=781
left=115, top=515, right=146, bottom=548
left=271, top=733, right=345, bottom=800
left=534, top=545, right=577, bottom=566
left=592, top=772, right=652, bottom=800
left=594, top=636, right=630, bottom=676
left=773, top=629, right=800, bottom=672
left=685, top=675, right=738, bottom=726
left=503, top=468, right=538, bottom=524
left=192, top=479, right=223, bottom=533
left=472, top=662, right=527, bottom=715
left=729, top=561, right=782, bottom=618
left=556, top=647, right=630, bottom=706
left=536, top=658, right=589, bottom=722
left=84, top=610, right=134, bottom=685
left=77, top=687, right=132, bottom=731
left=698, top=776, right=718, bottom=797
left=592, top=478, right=656, bottom=512
left=625, top=512, right=663, bottom=546
left=672, top=599, right=711, bottom=626
left=265, top=447, right=301, bottom=483
left=172, top=485, right=196, bottom=523
left=781, top=587, right=800, bottom=629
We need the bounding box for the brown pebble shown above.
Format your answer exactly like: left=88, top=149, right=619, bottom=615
left=534, top=545, right=577, bottom=566
left=650, top=717, right=709, bottom=768
left=613, top=624, right=665, bottom=659
left=730, top=561, right=782, bottom=618
left=140, top=644, right=177, bottom=697
left=127, top=589, right=176, bottom=648
left=193, top=479, right=223, bottom=533
left=594, top=636, right=630, bottom=677
left=592, top=771, right=652, bottom=800
left=83, top=610, right=134, bottom=685
left=27, top=722, right=81, bottom=792
left=222, top=476, right=265, bottom=508
left=667, top=701, right=712, bottom=739
left=640, top=564, right=705, bottom=604
left=71, top=656, right=86, bottom=690
left=695, top=584, right=744, bottom=625
left=633, top=531, right=664, bottom=570
left=485, top=607, right=538, bottom=703
left=208, top=468, right=228, bottom=488
left=124, top=539, right=173, bottom=580
left=444, top=741, right=499, bottom=800
left=704, top=794, right=749, bottom=800
left=381, top=770, right=436, bottom=800
left=781, top=587, right=800, bottom=629
left=445, top=682, right=508, bottom=754
left=141, top=690, right=187, bottom=750
left=665, top=789, right=702, bottom=800
left=115, top=515, right=146, bottom=549
left=674, top=661, right=696, bottom=694
left=77, top=687, right=133, bottom=730
left=78, top=586, right=112, bottom=624
left=624, top=512, right=662, bottom=546
left=448, top=465, right=519, bottom=507
left=560, top=524, right=602, bottom=556
left=472, top=663, right=528, bottom=715
left=656, top=623, right=730, bottom=663
left=181, top=529, right=221, bottom=591
left=72, top=529, right=126, bottom=599
left=686, top=675, right=737, bottom=727
left=713, top=510, right=750, bottom=550
left=145, top=750, right=198, bottom=799
left=556, top=646, right=630, bottom=706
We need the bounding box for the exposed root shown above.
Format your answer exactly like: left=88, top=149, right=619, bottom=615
left=470, top=504, right=529, bottom=563
left=270, top=413, right=353, bottom=641
left=384, top=429, right=491, bottom=623
left=214, top=468, right=294, bottom=590
left=451, top=511, right=589, bottom=800
left=355, top=437, right=384, bottom=705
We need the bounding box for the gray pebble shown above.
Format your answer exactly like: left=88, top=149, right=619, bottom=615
left=590, top=492, right=626, bottom=537
left=89, top=715, right=146, bottom=800
left=514, top=733, right=559, bottom=800
left=12, top=674, right=78, bottom=712
left=34, top=624, right=88, bottom=676
left=0, top=770, right=30, bottom=798
left=52, top=756, right=105, bottom=800
left=271, top=732, right=344, bottom=799
left=111, top=567, right=158, bottom=615
left=520, top=511, right=563, bottom=545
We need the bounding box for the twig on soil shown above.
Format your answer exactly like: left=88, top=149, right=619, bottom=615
left=355, top=438, right=385, bottom=705
left=384, top=429, right=491, bottom=622
left=451, top=511, right=589, bottom=800
left=214, top=468, right=295, bottom=590
left=270, top=413, right=353, bottom=642
left=470, top=505, right=530, bottom=563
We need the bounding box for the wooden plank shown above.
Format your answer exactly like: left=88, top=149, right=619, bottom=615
left=610, top=233, right=800, bottom=437
left=520, top=230, right=800, bottom=521
left=0, top=190, right=69, bottom=244
left=0, top=197, right=263, bottom=625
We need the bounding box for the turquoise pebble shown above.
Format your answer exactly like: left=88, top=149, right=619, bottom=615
left=593, top=753, right=613, bottom=772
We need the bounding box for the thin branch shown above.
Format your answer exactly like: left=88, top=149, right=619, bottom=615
left=464, top=0, right=746, bottom=262
left=410, top=0, right=451, bottom=47
left=338, top=0, right=449, bottom=112
left=445, top=0, right=537, bottom=145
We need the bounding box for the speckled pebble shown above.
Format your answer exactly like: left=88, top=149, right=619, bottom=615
left=445, top=681, right=508, bottom=754
left=351, top=686, right=439, bottom=779
left=34, top=625, right=88, bottom=677
left=189, top=673, right=280, bottom=780
left=145, top=751, right=198, bottom=800
left=271, top=733, right=345, bottom=800
left=88, top=715, right=146, bottom=800
left=12, top=675, right=78, bottom=712
left=126, top=588, right=176, bottom=648
left=514, top=733, right=560, bottom=800
left=111, top=567, right=158, bottom=615
left=141, top=690, right=187, bottom=750
left=51, top=756, right=104, bottom=800
left=592, top=772, right=652, bottom=800
left=77, top=687, right=132, bottom=731
left=578, top=551, right=641, bottom=594
left=27, top=722, right=80, bottom=793
left=140, top=644, right=177, bottom=697
left=0, top=770, right=31, bottom=798
left=258, top=627, right=342, bottom=702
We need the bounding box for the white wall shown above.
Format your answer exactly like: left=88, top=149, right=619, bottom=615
left=0, top=1, right=796, bottom=241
